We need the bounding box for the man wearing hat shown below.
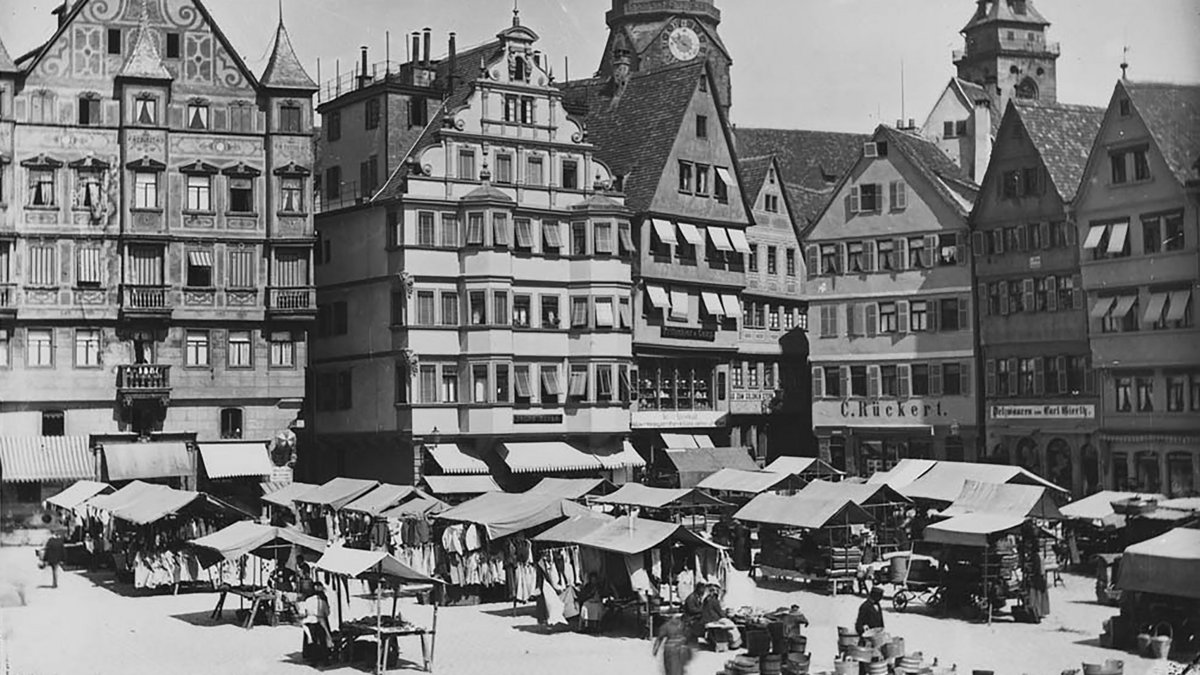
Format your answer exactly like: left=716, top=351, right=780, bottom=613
left=855, top=586, right=886, bottom=635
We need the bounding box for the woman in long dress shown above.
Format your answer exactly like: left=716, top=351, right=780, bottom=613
left=653, top=613, right=693, bottom=675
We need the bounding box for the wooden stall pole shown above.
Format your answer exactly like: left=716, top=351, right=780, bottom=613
left=427, top=603, right=439, bottom=673
left=375, top=565, right=383, bottom=675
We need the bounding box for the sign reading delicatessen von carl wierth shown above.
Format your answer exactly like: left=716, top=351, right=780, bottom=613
left=989, top=404, right=1096, bottom=420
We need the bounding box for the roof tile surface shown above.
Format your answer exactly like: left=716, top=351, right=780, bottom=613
left=1012, top=100, right=1105, bottom=201
left=1123, top=81, right=1200, bottom=185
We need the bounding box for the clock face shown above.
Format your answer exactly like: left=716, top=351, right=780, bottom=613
left=667, top=26, right=701, bottom=62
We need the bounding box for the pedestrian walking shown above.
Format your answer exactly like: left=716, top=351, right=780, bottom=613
left=41, top=532, right=65, bottom=589
left=652, top=612, right=693, bottom=675
left=855, top=586, right=885, bottom=635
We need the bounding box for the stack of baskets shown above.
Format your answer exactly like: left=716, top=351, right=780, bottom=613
left=824, top=546, right=863, bottom=579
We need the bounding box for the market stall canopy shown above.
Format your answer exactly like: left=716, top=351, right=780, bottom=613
left=762, top=456, right=845, bottom=479
left=1059, top=491, right=1168, bottom=523
left=436, top=492, right=593, bottom=540
left=101, top=441, right=192, bottom=481
left=45, top=480, right=112, bottom=511
left=1158, top=498, right=1200, bottom=514
left=665, top=447, right=758, bottom=488
left=294, top=477, right=380, bottom=510
left=697, top=469, right=793, bottom=495
left=1117, top=527, right=1200, bottom=600
left=866, top=459, right=937, bottom=490
left=108, top=486, right=205, bottom=526
left=315, top=545, right=441, bottom=584
left=594, top=483, right=729, bottom=509
left=340, top=484, right=435, bottom=516
left=0, top=436, right=93, bottom=483
left=533, top=512, right=615, bottom=544
left=261, top=481, right=320, bottom=508
left=569, top=516, right=718, bottom=555
left=84, top=480, right=162, bottom=513
left=197, top=442, right=273, bottom=480
left=379, top=496, right=449, bottom=519
left=734, top=495, right=874, bottom=530
left=797, top=480, right=912, bottom=507
left=426, top=443, right=491, bottom=475
left=937, top=480, right=1064, bottom=520
left=422, top=475, right=501, bottom=496
left=498, top=441, right=604, bottom=474
left=898, top=461, right=1066, bottom=504
left=922, top=513, right=1026, bottom=547
left=525, top=477, right=615, bottom=501
left=188, top=521, right=327, bottom=566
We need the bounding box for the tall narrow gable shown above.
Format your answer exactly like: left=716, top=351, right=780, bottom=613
left=0, top=32, right=16, bottom=73
left=260, top=21, right=316, bottom=91
left=22, top=0, right=258, bottom=95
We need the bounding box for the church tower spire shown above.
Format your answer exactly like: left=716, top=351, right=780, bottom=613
left=954, top=0, right=1059, bottom=111
left=261, top=11, right=317, bottom=91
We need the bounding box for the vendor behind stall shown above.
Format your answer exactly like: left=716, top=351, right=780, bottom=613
left=577, top=572, right=615, bottom=631
left=855, top=587, right=885, bottom=635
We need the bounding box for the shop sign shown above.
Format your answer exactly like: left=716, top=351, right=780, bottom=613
left=839, top=400, right=949, bottom=419
left=661, top=326, right=716, bottom=342
left=631, top=410, right=726, bottom=429
left=514, top=414, right=563, bottom=424
left=989, top=404, right=1095, bottom=420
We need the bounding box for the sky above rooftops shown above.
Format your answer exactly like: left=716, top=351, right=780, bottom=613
left=2, top=0, right=1197, bottom=133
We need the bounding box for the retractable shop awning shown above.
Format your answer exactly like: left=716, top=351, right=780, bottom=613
left=498, top=442, right=603, bottom=474
left=102, top=441, right=192, bottom=481
left=0, top=436, right=93, bottom=483
left=197, top=442, right=272, bottom=479
left=422, top=475, right=501, bottom=496
left=427, top=444, right=491, bottom=475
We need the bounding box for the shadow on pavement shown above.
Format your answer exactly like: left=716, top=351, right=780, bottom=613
left=481, top=604, right=535, bottom=618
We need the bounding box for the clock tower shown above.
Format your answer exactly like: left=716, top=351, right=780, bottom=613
left=600, top=0, right=733, bottom=116
left=954, top=0, right=1060, bottom=112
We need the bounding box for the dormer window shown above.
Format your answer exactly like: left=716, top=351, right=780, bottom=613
left=509, top=54, right=529, bottom=82
left=1119, top=99, right=1132, bottom=117
left=135, top=97, right=158, bottom=125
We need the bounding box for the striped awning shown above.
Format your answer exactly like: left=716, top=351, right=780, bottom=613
left=188, top=250, right=213, bottom=267
left=0, top=437, right=94, bottom=483
left=499, top=442, right=604, bottom=474
left=593, top=441, right=647, bottom=470
left=197, top=442, right=273, bottom=479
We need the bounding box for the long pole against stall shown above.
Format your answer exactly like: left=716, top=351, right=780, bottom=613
left=375, top=563, right=383, bottom=675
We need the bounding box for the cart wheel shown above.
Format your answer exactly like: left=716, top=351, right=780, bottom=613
left=893, top=591, right=908, bottom=611
left=927, top=589, right=943, bottom=611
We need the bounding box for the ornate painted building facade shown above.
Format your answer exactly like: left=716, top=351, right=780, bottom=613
left=0, top=0, right=315, bottom=513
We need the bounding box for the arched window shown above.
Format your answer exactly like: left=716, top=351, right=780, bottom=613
left=1015, top=77, right=1039, bottom=100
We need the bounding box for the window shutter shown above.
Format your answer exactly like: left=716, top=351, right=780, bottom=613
left=994, top=230, right=1005, bottom=255
left=894, top=238, right=907, bottom=271
left=169, top=103, right=184, bottom=128
left=1046, top=276, right=1058, bottom=311
left=1000, top=290, right=1010, bottom=316
left=1056, top=356, right=1068, bottom=394
left=957, top=240, right=967, bottom=265
left=1017, top=226, right=1029, bottom=252
left=924, top=235, right=938, bottom=267
left=841, top=366, right=852, bottom=395
left=1007, top=357, right=1019, bottom=396
left=898, top=365, right=911, bottom=398
left=986, top=360, right=997, bottom=396
left=960, top=362, right=971, bottom=395
left=867, top=366, right=880, bottom=397
left=978, top=283, right=989, bottom=317
left=830, top=304, right=840, bottom=336
left=863, top=240, right=876, bottom=272
left=929, top=363, right=943, bottom=396
left=834, top=243, right=846, bottom=275
left=846, top=304, right=859, bottom=336
left=1039, top=222, right=1050, bottom=250
left=958, top=297, right=969, bottom=330
left=874, top=184, right=885, bottom=212
left=848, top=186, right=860, bottom=216
left=865, top=303, right=879, bottom=337
left=1022, top=278, right=1035, bottom=312
left=928, top=302, right=940, bottom=332
left=1033, top=358, right=1045, bottom=395
left=897, top=300, right=910, bottom=333
left=972, top=231, right=986, bottom=257
left=812, top=366, right=825, bottom=399
left=212, top=106, right=228, bottom=131
left=1085, top=357, right=1096, bottom=394
left=815, top=306, right=825, bottom=337
left=1065, top=222, right=1078, bottom=246
left=805, top=246, right=819, bottom=279
left=1072, top=275, right=1083, bottom=309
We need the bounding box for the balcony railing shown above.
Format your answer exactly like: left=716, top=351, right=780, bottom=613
left=954, top=41, right=1060, bottom=62
left=315, top=181, right=371, bottom=213
left=118, top=364, right=171, bottom=391
left=268, top=287, right=317, bottom=314
left=122, top=285, right=170, bottom=311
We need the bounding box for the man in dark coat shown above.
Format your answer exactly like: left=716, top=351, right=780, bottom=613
left=855, top=586, right=885, bottom=635
left=43, top=532, right=66, bottom=588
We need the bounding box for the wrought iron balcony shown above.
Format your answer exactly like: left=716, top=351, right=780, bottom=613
left=121, top=285, right=172, bottom=317
left=117, top=364, right=172, bottom=406
left=267, top=286, right=317, bottom=319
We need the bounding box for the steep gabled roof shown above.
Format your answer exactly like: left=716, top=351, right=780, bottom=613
left=118, top=19, right=172, bottom=80
left=260, top=20, right=316, bottom=91
left=1123, top=80, right=1200, bottom=185
left=0, top=31, right=16, bottom=73
left=882, top=126, right=978, bottom=216
left=785, top=183, right=838, bottom=231
left=962, top=0, right=1050, bottom=31
left=735, top=128, right=869, bottom=194
left=559, top=61, right=707, bottom=212
left=737, top=155, right=774, bottom=201
left=1012, top=100, right=1105, bottom=201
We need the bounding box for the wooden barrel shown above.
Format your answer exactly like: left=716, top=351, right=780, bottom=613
left=864, top=661, right=889, bottom=675
left=833, top=661, right=858, bottom=675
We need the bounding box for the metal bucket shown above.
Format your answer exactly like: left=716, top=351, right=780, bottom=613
left=1150, top=636, right=1171, bottom=659
left=833, top=661, right=858, bottom=675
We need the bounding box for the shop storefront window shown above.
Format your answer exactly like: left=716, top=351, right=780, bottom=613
left=636, top=360, right=715, bottom=411
left=1112, top=452, right=1129, bottom=490
left=1168, top=453, right=1194, bottom=497
left=1136, top=452, right=1160, bottom=492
